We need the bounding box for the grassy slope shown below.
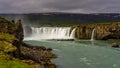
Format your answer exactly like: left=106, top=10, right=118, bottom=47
left=0, top=51, right=34, bottom=68
left=0, top=33, right=34, bottom=68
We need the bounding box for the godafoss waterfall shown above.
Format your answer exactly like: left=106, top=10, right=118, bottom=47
left=24, top=26, right=120, bottom=68
left=24, top=27, right=76, bottom=40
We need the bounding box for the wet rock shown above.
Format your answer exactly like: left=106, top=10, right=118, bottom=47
left=47, top=48, right=52, bottom=51
left=21, top=43, right=57, bottom=68
left=112, top=43, right=119, bottom=48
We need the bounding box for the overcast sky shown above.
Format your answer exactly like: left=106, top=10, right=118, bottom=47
left=0, top=0, right=120, bottom=13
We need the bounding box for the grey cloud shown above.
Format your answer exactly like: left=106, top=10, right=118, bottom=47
left=44, top=0, right=120, bottom=12
left=0, top=0, right=120, bottom=13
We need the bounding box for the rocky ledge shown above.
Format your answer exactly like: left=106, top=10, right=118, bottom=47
left=0, top=16, right=57, bottom=68
left=21, top=43, right=57, bottom=68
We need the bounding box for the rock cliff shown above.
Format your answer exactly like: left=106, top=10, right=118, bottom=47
left=75, top=23, right=120, bottom=40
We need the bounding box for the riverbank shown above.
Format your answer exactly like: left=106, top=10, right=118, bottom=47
left=21, top=42, right=57, bottom=68
left=0, top=41, right=57, bottom=68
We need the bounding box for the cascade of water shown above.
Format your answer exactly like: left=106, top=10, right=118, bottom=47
left=70, top=28, right=76, bottom=38
left=91, top=28, right=96, bottom=41
left=24, top=27, right=76, bottom=40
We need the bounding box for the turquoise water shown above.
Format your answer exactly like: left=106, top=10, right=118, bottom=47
left=24, top=40, right=120, bottom=68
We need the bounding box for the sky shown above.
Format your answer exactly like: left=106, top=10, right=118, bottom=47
left=0, top=0, right=120, bottom=13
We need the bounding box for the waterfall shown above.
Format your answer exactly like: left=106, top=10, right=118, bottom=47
left=91, top=28, right=96, bottom=41
left=24, top=27, right=76, bottom=40
left=70, top=28, right=76, bottom=39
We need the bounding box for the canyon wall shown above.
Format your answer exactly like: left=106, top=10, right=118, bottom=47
left=75, top=23, right=120, bottom=40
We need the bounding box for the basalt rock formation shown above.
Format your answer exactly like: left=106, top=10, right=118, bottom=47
left=75, top=23, right=120, bottom=40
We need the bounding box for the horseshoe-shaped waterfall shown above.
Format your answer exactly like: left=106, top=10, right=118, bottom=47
left=24, top=27, right=76, bottom=40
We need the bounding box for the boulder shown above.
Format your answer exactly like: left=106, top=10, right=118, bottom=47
left=112, top=43, right=119, bottom=48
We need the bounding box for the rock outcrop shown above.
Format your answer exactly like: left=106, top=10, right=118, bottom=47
left=0, top=16, right=56, bottom=68
left=0, top=17, right=23, bottom=57
left=0, top=17, right=34, bottom=68
left=21, top=43, right=57, bottom=68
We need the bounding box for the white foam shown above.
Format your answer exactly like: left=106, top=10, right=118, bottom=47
left=24, top=27, right=76, bottom=40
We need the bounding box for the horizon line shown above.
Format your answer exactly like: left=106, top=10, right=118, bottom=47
left=0, top=12, right=120, bottom=14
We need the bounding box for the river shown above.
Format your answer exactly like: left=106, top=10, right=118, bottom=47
left=24, top=40, right=120, bottom=68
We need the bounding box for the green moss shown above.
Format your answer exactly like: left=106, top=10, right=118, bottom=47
left=0, top=41, right=16, bottom=53
left=0, top=33, right=17, bottom=53
left=0, top=33, right=17, bottom=43
left=0, top=17, right=36, bottom=68
left=0, top=17, right=16, bottom=33
left=0, top=51, right=34, bottom=68
left=0, top=17, right=10, bottom=23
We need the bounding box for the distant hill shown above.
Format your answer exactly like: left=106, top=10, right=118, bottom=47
left=0, top=13, right=120, bottom=25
